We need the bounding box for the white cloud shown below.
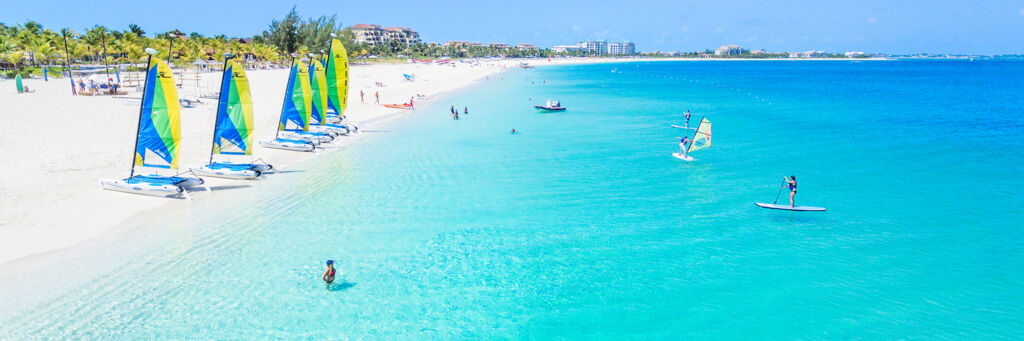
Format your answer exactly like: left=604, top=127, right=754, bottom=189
left=867, top=17, right=877, bottom=24
left=571, top=24, right=582, bottom=32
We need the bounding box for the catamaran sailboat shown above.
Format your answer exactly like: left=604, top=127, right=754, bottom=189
left=322, top=36, right=359, bottom=133
left=99, top=48, right=207, bottom=199
left=260, top=54, right=318, bottom=152
left=673, top=117, right=711, bottom=161
left=307, top=54, right=350, bottom=136
left=188, top=55, right=273, bottom=179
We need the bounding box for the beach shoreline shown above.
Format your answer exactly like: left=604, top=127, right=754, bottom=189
left=0, top=57, right=619, bottom=267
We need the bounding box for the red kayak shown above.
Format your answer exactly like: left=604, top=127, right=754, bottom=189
left=383, top=103, right=412, bottom=109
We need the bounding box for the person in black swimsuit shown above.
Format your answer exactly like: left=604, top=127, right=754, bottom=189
left=783, top=176, right=797, bottom=207
left=322, top=260, right=336, bottom=285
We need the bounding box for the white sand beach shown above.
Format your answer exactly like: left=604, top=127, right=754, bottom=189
left=0, top=57, right=616, bottom=265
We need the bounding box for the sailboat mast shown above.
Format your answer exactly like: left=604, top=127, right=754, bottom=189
left=208, top=55, right=233, bottom=165
left=129, top=52, right=155, bottom=178
left=275, top=55, right=298, bottom=139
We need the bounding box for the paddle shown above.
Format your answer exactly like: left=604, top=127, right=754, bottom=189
left=773, top=180, right=785, bottom=204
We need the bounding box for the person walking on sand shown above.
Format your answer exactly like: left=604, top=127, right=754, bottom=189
left=410, top=97, right=415, bottom=109
left=322, top=260, right=337, bottom=285
left=374, top=91, right=380, bottom=105
left=783, top=176, right=797, bottom=207
left=360, top=90, right=365, bottom=104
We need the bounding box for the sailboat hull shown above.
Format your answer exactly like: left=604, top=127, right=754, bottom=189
left=309, top=124, right=350, bottom=136
left=278, top=131, right=333, bottom=144
left=260, top=138, right=316, bottom=152
left=99, top=178, right=185, bottom=198
left=188, top=165, right=261, bottom=180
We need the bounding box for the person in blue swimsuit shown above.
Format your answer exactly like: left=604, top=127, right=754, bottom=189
left=679, top=136, right=689, bottom=157
left=783, top=176, right=797, bottom=207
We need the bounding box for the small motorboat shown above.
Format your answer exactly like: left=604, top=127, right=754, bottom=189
left=534, top=99, right=566, bottom=112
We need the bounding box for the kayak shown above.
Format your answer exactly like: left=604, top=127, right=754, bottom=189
left=383, top=103, right=412, bottom=109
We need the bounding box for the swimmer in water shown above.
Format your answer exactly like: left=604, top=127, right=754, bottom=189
left=511, top=128, right=516, bottom=134
left=322, top=260, right=336, bottom=284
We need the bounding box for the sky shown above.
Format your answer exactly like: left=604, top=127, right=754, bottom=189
left=3, top=0, right=1024, bottom=54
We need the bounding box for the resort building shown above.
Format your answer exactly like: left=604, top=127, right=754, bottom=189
left=845, top=51, right=866, bottom=58
left=607, top=41, right=635, bottom=55
left=516, top=44, right=538, bottom=50
left=714, top=44, right=743, bottom=56
left=552, top=45, right=582, bottom=53
left=579, top=40, right=608, bottom=55
left=352, top=24, right=421, bottom=46
left=488, top=43, right=510, bottom=49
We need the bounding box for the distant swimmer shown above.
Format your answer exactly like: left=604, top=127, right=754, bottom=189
left=511, top=128, right=516, bottom=134
left=783, top=176, right=797, bottom=207
left=464, top=107, right=468, bottom=115
left=322, top=260, right=336, bottom=284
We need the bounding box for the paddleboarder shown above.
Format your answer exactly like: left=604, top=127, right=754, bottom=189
left=783, top=176, right=797, bottom=207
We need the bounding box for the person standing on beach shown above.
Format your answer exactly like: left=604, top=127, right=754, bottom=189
left=410, top=97, right=415, bottom=109
left=322, top=260, right=337, bottom=286
left=783, top=176, right=797, bottom=207
left=374, top=91, right=380, bottom=105
left=360, top=90, right=365, bottom=104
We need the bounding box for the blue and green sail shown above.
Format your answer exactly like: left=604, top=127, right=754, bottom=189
left=324, top=39, right=348, bottom=118
left=279, top=60, right=312, bottom=131
left=213, top=60, right=254, bottom=155
left=135, top=58, right=182, bottom=169
left=308, top=59, right=328, bottom=125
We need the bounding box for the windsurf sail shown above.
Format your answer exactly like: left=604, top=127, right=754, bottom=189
left=308, top=59, right=329, bottom=125
left=15, top=74, right=23, bottom=93
left=134, top=57, right=182, bottom=170
left=324, top=38, right=349, bottom=117
left=279, top=59, right=312, bottom=132
left=211, top=60, right=254, bottom=156
left=687, top=117, right=712, bottom=153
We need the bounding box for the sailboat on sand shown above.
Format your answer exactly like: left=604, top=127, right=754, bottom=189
left=259, top=54, right=320, bottom=152
left=188, top=54, right=273, bottom=179
left=323, top=36, right=358, bottom=133
left=99, top=48, right=207, bottom=199
left=307, top=53, right=350, bottom=136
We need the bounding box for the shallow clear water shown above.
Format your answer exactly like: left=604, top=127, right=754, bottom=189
left=2, top=60, right=1023, bottom=338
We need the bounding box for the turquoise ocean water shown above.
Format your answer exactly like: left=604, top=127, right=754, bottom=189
left=1, top=60, right=1022, bottom=338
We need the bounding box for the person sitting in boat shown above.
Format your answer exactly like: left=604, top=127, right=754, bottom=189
left=783, top=176, right=797, bottom=207
left=322, top=260, right=336, bottom=284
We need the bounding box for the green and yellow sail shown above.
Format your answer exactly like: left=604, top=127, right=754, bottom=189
left=324, top=39, right=348, bottom=118
left=279, top=59, right=312, bottom=131
left=688, top=118, right=712, bottom=153
left=135, top=58, right=182, bottom=169
left=308, top=59, right=328, bottom=125
left=213, top=60, right=254, bottom=155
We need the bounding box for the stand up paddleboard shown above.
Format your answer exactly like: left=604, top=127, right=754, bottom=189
left=672, top=153, right=695, bottom=161
left=755, top=203, right=826, bottom=211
